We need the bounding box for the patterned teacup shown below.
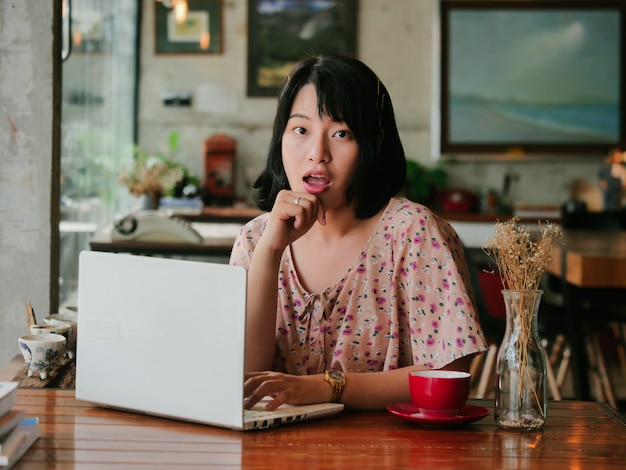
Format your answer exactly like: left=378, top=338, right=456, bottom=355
left=44, top=313, right=78, bottom=359
left=30, top=324, right=71, bottom=350
left=18, top=333, right=66, bottom=380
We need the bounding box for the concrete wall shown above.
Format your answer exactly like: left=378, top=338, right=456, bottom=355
left=0, top=0, right=57, bottom=366
left=137, top=0, right=604, bottom=209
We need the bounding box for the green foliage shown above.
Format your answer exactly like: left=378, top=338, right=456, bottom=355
left=405, top=160, right=449, bottom=204
left=121, top=130, right=199, bottom=197
left=168, top=130, right=180, bottom=155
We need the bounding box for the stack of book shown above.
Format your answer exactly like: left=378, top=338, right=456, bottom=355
left=0, top=382, right=39, bottom=469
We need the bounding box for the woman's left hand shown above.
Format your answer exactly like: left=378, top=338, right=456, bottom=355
left=243, top=371, right=330, bottom=410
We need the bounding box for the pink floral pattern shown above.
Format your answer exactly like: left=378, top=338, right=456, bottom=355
left=230, top=197, right=487, bottom=375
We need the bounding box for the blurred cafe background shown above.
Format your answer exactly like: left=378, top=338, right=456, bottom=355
left=1, top=0, right=625, bottom=412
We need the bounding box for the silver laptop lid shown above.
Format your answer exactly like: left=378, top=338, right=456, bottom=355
left=75, top=251, right=247, bottom=429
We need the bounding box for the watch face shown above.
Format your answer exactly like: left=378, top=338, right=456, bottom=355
left=328, top=370, right=344, bottom=382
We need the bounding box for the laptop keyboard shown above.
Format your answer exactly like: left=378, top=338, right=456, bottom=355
left=244, top=405, right=308, bottom=429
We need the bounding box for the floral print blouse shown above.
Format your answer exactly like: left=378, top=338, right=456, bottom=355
left=229, top=197, right=487, bottom=375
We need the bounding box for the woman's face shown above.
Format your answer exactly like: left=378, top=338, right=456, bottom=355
left=281, top=84, right=360, bottom=211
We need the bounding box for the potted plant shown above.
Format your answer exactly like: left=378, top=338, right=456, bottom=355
left=404, top=159, right=449, bottom=205
left=119, top=131, right=199, bottom=209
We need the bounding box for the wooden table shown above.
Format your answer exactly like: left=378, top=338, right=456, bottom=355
left=549, top=231, right=626, bottom=289
left=547, top=231, right=626, bottom=401
left=8, top=389, right=626, bottom=469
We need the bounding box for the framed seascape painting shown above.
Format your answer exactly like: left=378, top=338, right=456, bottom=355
left=155, top=0, right=222, bottom=54
left=247, top=0, right=357, bottom=97
left=440, top=0, right=626, bottom=155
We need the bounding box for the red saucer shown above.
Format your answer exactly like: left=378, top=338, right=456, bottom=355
left=387, top=402, right=490, bottom=427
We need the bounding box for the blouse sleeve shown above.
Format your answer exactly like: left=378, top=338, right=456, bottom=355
left=228, top=214, right=268, bottom=270
left=389, top=203, right=487, bottom=369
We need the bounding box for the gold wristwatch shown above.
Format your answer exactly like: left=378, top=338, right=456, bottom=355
left=324, top=369, right=346, bottom=403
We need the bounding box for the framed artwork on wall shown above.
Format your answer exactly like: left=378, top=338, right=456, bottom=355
left=247, top=0, right=357, bottom=97
left=440, top=0, right=626, bottom=155
left=155, top=0, right=222, bottom=54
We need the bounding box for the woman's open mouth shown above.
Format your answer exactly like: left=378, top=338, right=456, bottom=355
left=303, top=174, right=331, bottom=195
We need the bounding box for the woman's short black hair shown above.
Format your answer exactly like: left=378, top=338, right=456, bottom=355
left=253, top=55, right=406, bottom=219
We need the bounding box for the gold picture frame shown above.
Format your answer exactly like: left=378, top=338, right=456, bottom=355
left=155, top=0, right=222, bottom=54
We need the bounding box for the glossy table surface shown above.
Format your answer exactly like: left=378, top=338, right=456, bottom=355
left=8, top=389, right=626, bottom=469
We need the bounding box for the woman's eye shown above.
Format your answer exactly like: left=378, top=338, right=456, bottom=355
left=293, top=127, right=307, bottom=135
left=334, top=129, right=352, bottom=139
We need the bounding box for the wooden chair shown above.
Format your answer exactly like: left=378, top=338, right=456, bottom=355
left=469, top=343, right=498, bottom=399
left=463, top=247, right=504, bottom=399
left=541, top=335, right=571, bottom=400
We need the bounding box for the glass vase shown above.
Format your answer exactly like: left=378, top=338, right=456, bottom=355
left=495, top=290, right=547, bottom=430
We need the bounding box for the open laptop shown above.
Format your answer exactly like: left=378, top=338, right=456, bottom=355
left=75, top=251, right=343, bottom=430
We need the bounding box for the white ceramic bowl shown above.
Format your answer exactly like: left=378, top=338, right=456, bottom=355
left=30, top=323, right=71, bottom=343
left=44, top=312, right=77, bottom=326
left=18, top=333, right=66, bottom=379
left=63, top=305, right=78, bottom=316
left=44, top=313, right=78, bottom=359
left=30, top=324, right=72, bottom=359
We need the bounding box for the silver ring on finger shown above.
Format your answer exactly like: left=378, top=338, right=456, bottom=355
left=295, top=197, right=301, bottom=206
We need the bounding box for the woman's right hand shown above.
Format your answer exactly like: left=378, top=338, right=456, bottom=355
left=243, top=190, right=325, bottom=372
left=259, top=189, right=326, bottom=252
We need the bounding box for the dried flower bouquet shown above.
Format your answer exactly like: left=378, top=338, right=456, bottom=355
left=482, top=217, right=563, bottom=429
left=482, top=217, right=562, bottom=292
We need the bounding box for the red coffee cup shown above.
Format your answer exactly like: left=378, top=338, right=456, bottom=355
left=409, top=370, right=471, bottom=417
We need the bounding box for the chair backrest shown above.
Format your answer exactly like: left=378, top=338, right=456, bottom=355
left=462, top=245, right=505, bottom=345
